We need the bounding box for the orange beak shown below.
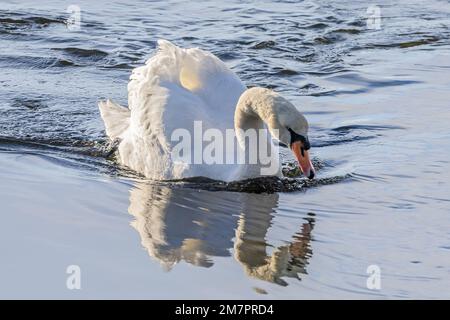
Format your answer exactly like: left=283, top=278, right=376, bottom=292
left=291, top=141, right=315, bottom=179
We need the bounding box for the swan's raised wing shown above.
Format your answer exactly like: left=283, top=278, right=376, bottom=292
left=100, top=40, right=246, bottom=180
left=128, top=40, right=246, bottom=125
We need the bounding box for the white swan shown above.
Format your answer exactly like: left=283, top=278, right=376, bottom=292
left=99, top=40, right=314, bottom=181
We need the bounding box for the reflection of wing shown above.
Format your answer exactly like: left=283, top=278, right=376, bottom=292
left=128, top=182, right=239, bottom=269
left=234, top=193, right=314, bottom=286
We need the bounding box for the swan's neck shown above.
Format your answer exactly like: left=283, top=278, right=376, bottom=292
left=234, top=88, right=279, bottom=138
left=232, top=88, right=281, bottom=179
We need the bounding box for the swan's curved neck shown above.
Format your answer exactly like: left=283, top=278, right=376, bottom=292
left=234, top=89, right=277, bottom=134
left=232, top=88, right=283, bottom=179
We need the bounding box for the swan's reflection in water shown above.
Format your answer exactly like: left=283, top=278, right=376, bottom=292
left=129, top=182, right=314, bottom=285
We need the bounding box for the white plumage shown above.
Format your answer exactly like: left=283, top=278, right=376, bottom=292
left=99, top=40, right=313, bottom=181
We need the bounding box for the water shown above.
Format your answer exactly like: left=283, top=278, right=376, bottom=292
left=1, top=0, right=450, bottom=299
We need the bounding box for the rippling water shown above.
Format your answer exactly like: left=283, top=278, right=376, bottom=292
left=1, top=0, right=450, bottom=298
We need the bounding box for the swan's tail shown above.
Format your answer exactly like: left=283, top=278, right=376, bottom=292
left=98, top=99, right=130, bottom=140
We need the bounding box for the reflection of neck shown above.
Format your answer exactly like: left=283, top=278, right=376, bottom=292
left=234, top=194, right=274, bottom=266
left=234, top=193, right=314, bottom=285
left=234, top=193, right=281, bottom=282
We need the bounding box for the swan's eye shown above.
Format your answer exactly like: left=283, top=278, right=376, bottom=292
left=287, top=127, right=310, bottom=151
left=302, top=138, right=311, bottom=151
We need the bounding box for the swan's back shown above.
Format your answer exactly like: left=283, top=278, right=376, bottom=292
left=99, top=40, right=246, bottom=180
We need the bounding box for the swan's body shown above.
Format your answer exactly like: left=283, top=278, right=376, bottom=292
left=99, top=40, right=314, bottom=181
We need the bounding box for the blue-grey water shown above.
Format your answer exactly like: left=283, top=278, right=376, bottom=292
left=1, top=0, right=450, bottom=299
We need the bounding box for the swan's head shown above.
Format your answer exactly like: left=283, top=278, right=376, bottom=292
left=276, top=108, right=315, bottom=180
left=236, top=87, right=315, bottom=179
